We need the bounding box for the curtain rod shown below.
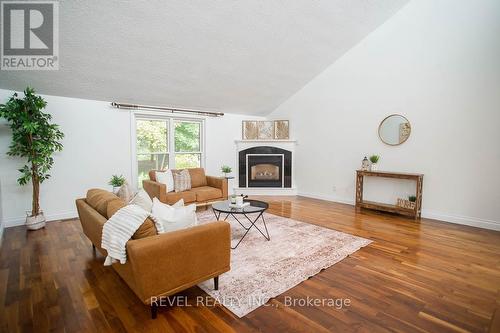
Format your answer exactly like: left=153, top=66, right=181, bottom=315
left=110, top=102, right=224, bottom=117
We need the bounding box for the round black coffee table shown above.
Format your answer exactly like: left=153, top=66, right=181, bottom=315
left=212, top=199, right=270, bottom=249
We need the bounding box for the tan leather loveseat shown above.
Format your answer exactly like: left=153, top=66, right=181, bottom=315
left=75, top=189, right=231, bottom=318
left=143, top=168, right=228, bottom=205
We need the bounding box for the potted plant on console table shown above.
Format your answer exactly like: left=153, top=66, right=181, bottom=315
left=369, top=155, right=380, bottom=171
left=0, top=88, right=64, bottom=230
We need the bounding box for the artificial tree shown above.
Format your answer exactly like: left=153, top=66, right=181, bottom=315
left=0, top=87, right=64, bottom=229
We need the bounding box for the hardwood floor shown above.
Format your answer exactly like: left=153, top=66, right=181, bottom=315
left=1, top=196, right=499, bottom=332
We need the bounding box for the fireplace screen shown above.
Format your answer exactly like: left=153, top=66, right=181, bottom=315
left=251, top=164, right=280, bottom=180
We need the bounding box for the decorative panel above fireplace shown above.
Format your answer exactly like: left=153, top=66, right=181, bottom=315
left=239, top=146, right=292, bottom=188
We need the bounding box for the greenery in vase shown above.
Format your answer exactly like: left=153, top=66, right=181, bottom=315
left=369, top=155, right=380, bottom=164
left=221, top=165, right=232, bottom=174
left=109, top=175, right=126, bottom=187
left=408, top=195, right=417, bottom=202
left=0, top=87, right=64, bottom=217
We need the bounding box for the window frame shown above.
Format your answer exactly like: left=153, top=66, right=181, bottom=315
left=131, top=112, right=206, bottom=188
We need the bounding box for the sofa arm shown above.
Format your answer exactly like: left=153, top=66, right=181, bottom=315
left=126, top=221, right=231, bottom=303
left=142, top=179, right=167, bottom=201
left=206, top=176, right=228, bottom=199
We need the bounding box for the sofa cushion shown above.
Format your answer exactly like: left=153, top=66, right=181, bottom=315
left=164, top=190, right=196, bottom=205
left=86, top=189, right=120, bottom=217
left=132, top=218, right=158, bottom=239
left=149, top=168, right=208, bottom=188
left=107, top=198, right=158, bottom=239
left=106, top=198, right=126, bottom=218
left=189, top=186, right=223, bottom=202
left=188, top=168, right=207, bottom=188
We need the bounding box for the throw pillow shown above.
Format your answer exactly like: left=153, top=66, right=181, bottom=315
left=155, top=169, right=174, bottom=192
left=116, top=182, right=134, bottom=202
left=173, top=169, right=191, bottom=192
left=151, top=197, right=184, bottom=218
left=129, top=189, right=153, bottom=212
left=151, top=197, right=197, bottom=233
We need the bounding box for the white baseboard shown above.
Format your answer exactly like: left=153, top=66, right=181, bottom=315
left=420, top=210, right=500, bottom=231
left=234, top=187, right=298, bottom=196
left=2, top=210, right=78, bottom=228
left=298, top=192, right=500, bottom=231
left=0, top=225, right=4, bottom=247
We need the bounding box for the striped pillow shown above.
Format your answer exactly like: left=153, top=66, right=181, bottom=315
left=173, top=169, right=191, bottom=192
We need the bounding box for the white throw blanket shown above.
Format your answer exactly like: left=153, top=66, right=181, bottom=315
left=101, top=204, right=163, bottom=266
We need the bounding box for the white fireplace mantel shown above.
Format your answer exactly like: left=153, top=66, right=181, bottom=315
left=234, top=139, right=297, bottom=143
left=234, top=139, right=297, bottom=145
left=234, top=139, right=297, bottom=152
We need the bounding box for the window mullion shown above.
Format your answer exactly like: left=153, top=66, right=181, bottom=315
left=168, top=119, right=175, bottom=169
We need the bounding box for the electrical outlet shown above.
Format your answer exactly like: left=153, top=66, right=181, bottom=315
left=332, top=186, right=337, bottom=192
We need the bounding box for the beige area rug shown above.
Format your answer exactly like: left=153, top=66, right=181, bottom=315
left=196, top=209, right=371, bottom=317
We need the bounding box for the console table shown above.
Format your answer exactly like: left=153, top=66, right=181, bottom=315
left=355, top=170, right=423, bottom=219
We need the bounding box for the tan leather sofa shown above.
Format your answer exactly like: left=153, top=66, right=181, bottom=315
left=143, top=168, right=228, bottom=206
left=75, top=189, right=231, bottom=318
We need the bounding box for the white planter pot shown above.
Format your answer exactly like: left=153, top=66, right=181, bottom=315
left=370, top=163, right=378, bottom=171
left=112, top=186, right=120, bottom=194
left=26, top=211, right=46, bottom=230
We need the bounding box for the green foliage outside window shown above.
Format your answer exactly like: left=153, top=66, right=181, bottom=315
left=136, top=120, right=167, bottom=153
left=175, top=122, right=200, bottom=152
left=135, top=120, right=201, bottom=187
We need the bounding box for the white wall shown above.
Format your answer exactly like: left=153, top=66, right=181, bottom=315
left=0, top=89, right=260, bottom=227
left=268, top=0, right=500, bottom=230
left=205, top=114, right=263, bottom=177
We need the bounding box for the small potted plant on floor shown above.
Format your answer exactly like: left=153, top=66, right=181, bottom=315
left=369, top=155, right=380, bottom=171
left=221, top=165, right=232, bottom=178
left=0, top=88, right=64, bottom=230
left=109, top=175, right=126, bottom=194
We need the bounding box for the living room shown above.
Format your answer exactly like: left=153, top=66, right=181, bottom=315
left=0, top=0, right=499, bottom=332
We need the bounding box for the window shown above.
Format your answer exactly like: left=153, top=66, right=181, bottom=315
left=174, top=120, right=201, bottom=169
left=135, top=117, right=204, bottom=187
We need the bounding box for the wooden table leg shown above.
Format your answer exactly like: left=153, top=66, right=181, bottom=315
left=355, top=172, right=363, bottom=212
left=415, top=176, right=423, bottom=220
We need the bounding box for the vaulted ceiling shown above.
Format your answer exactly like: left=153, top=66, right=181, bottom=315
left=0, top=0, right=409, bottom=115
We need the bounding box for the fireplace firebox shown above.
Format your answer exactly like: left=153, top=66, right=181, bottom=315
left=251, top=164, right=279, bottom=181
left=239, top=146, right=292, bottom=188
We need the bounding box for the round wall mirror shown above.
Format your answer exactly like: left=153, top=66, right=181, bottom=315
left=378, top=114, right=411, bottom=145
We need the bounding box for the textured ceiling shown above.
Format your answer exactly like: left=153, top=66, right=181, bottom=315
left=0, top=0, right=409, bottom=115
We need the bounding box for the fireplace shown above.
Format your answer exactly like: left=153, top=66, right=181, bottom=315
left=251, top=164, right=279, bottom=181
left=247, top=155, right=283, bottom=187
left=239, top=146, right=292, bottom=188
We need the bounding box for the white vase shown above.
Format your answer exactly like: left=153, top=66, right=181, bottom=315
left=370, top=163, right=378, bottom=171
left=26, top=211, right=46, bottom=230
left=112, top=186, right=120, bottom=194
